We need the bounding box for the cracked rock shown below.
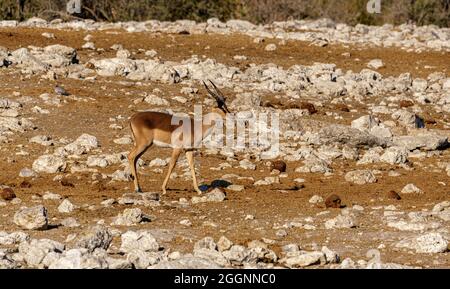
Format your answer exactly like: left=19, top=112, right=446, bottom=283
left=13, top=205, right=48, bottom=230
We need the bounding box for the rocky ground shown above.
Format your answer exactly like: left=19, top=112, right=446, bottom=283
left=0, top=17, right=449, bottom=269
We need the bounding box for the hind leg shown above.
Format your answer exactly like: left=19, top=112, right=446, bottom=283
left=128, top=140, right=152, bottom=193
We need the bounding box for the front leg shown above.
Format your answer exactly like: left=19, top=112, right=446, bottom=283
left=186, top=150, right=202, bottom=195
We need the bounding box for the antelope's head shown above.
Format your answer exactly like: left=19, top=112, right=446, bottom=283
left=203, top=80, right=230, bottom=115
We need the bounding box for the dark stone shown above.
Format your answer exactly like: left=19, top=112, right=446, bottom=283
left=300, top=102, right=317, bottom=114
left=211, top=179, right=232, bottom=188
left=1, top=187, right=16, bottom=201
left=61, top=179, right=75, bottom=187
left=19, top=181, right=32, bottom=188
left=399, top=100, right=414, bottom=108
left=325, top=194, right=342, bottom=208
left=335, top=103, right=350, bottom=112
left=199, top=184, right=210, bottom=192
left=387, top=190, right=401, bottom=200
left=270, top=160, right=287, bottom=173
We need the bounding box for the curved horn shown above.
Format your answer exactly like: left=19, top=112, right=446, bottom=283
left=208, top=80, right=226, bottom=101
left=203, top=80, right=220, bottom=101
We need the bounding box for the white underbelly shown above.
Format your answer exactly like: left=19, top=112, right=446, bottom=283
left=153, top=140, right=173, bottom=148
left=154, top=139, right=199, bottom=149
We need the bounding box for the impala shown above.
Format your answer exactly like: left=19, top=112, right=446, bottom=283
left=128, top=80, right=230, bottom=194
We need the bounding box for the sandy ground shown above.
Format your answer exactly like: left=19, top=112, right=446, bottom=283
left=0, top=27, right=449, bottom=268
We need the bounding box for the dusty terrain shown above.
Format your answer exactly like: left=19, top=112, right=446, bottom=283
left=0, top=18, right=449, bottom=269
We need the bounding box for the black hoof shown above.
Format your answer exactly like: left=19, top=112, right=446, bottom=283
left=135, top=189, right=143, bottom=194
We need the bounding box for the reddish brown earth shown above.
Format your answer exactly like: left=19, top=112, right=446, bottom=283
left=0, top=27, right=449, bottom=268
